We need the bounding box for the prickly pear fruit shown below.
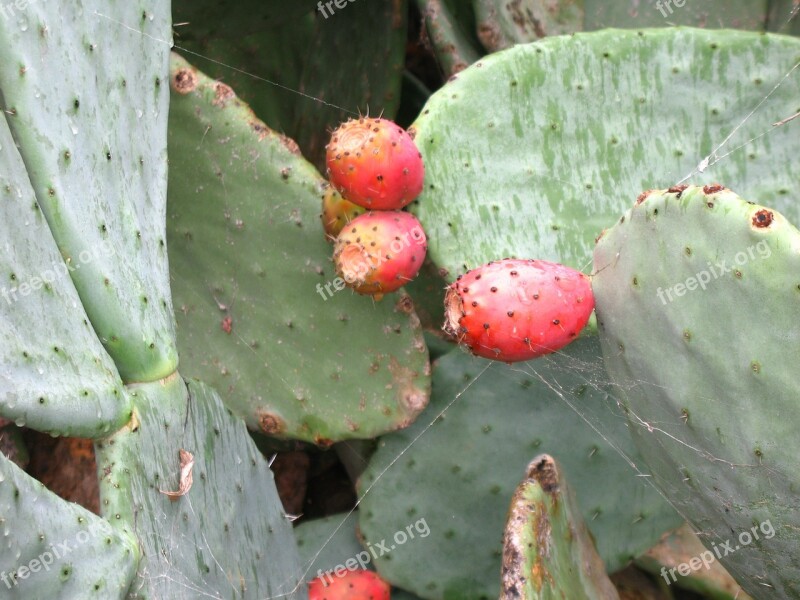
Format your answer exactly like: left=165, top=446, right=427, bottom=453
left=443, top=259, right=594, bottom=362
left=333, top=211, right=427, bottom=300
left=326, top=117, right=424, bottom=210
left=321, top=183, right=367, bottom=241
left=308, top=569, right=391, bottom=600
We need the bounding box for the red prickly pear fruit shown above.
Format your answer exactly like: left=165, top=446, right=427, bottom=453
left=326, top=117, right=424, bottom=210
left=308, top=569, right=391, bottom=600
left=443, top=259, right=594, bottom=362
left=321, top=183, right=366, bottom=241
left=333, top=211, right=427, bottom=300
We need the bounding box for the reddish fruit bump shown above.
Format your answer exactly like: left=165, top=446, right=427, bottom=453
left=443, top=258, right=594, bottom=362
left=333, top=211, right=427, bottom=300
left=326, top=117, right=424, bottom=210
left=320, top=183, right=367, bottom=241
left=308, top=568, right=391, bottom=600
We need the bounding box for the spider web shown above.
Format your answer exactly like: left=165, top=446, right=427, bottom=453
left=91, top=6, right=800, bottom=598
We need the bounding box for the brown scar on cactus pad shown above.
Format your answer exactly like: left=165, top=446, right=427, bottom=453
left=529, top=454, right=560, bottom=493
left=636, top=190, right=656, bottom=205
left=667, top=184, right=689, bottom=197
left=171, top=68, right=197, bottom=94
left=257, top=411, right=286, bottom=436
left=703, top=183, right=726, bottom=194
left=211, top=82, right=235, bottom=108
left=752, top=209, right=774, bottom=228
left=394, top=294, right=415, bottom=314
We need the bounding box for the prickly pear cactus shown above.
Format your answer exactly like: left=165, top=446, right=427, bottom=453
left=593, top=185, right=800, bottom=598
left=0, top=116, right=131, bottom=439
left=416, top=0, right=482, bottom=76
left=0, top=453, right=138, bottom=598
left=583, top=0, right=770, bottom=30
left=358, top=338, right=681, bottom=599
left=501, top=455, right=619, bottom=599
left=0, top=2, right=178, bottom=383
left=166, top=54, right=430, bottom=445
left=96, top=376, right=305, bottom=599
left=1, top=2, right=307, bottom=597
left=409, top=28, right=800, bottom=280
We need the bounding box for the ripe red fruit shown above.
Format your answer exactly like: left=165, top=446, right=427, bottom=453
left=308, top=569, right=391, bottom=600
left=326, top=118, right=424, bottom=210
left=333, top=211, right=427, bottom=300
left=443, top=259, right=594, bottom=362
left=321, top=183, right=366, bottom=241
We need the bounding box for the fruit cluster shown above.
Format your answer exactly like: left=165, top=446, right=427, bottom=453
left=322, top=118, right=428, bottom=301
left=322, top=118, right=594, bottom=361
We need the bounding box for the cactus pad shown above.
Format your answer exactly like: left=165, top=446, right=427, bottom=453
left=593, top=185, right=800, bottom=598
left=166, top=55, right=430, bottom=445
left=409, top=28, right=800, bottom=280
left=0, top=103, right=131, bottom=438
left=501, top=455, right=619, bottom=599
left=0, top=1, right=178, bottom=382
left=0, top=453, right=138, bottom=598
left=94, top=375, right=305, bottom=599
left=358, top=338, right=681, bottom=598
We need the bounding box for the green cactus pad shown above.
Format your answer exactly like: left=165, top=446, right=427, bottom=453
left=416, top=0, right=482, bottom=76
left=0, top=116, right=131, bottom=438
left=0, top=2, right=178, bottom=383
left=593, top=185, right=800, bottom=598
left=166, top=55, right=430, bottom=445
left=501, top=455, right=619, bottom=599
left=474, top=0, right=584, bottom=51
left=583, top=1, right=769, bottom=30
left=94, top=375, right=305, bottom=599
left=357, top=338, right=681, bottom=599
left=409, top=28, right=800, bottom=281
left=296, top=513, right=365, bottom=579
left=172, top=0, right=407, bottom=169
left=0, top=453, right=138, bottom=598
